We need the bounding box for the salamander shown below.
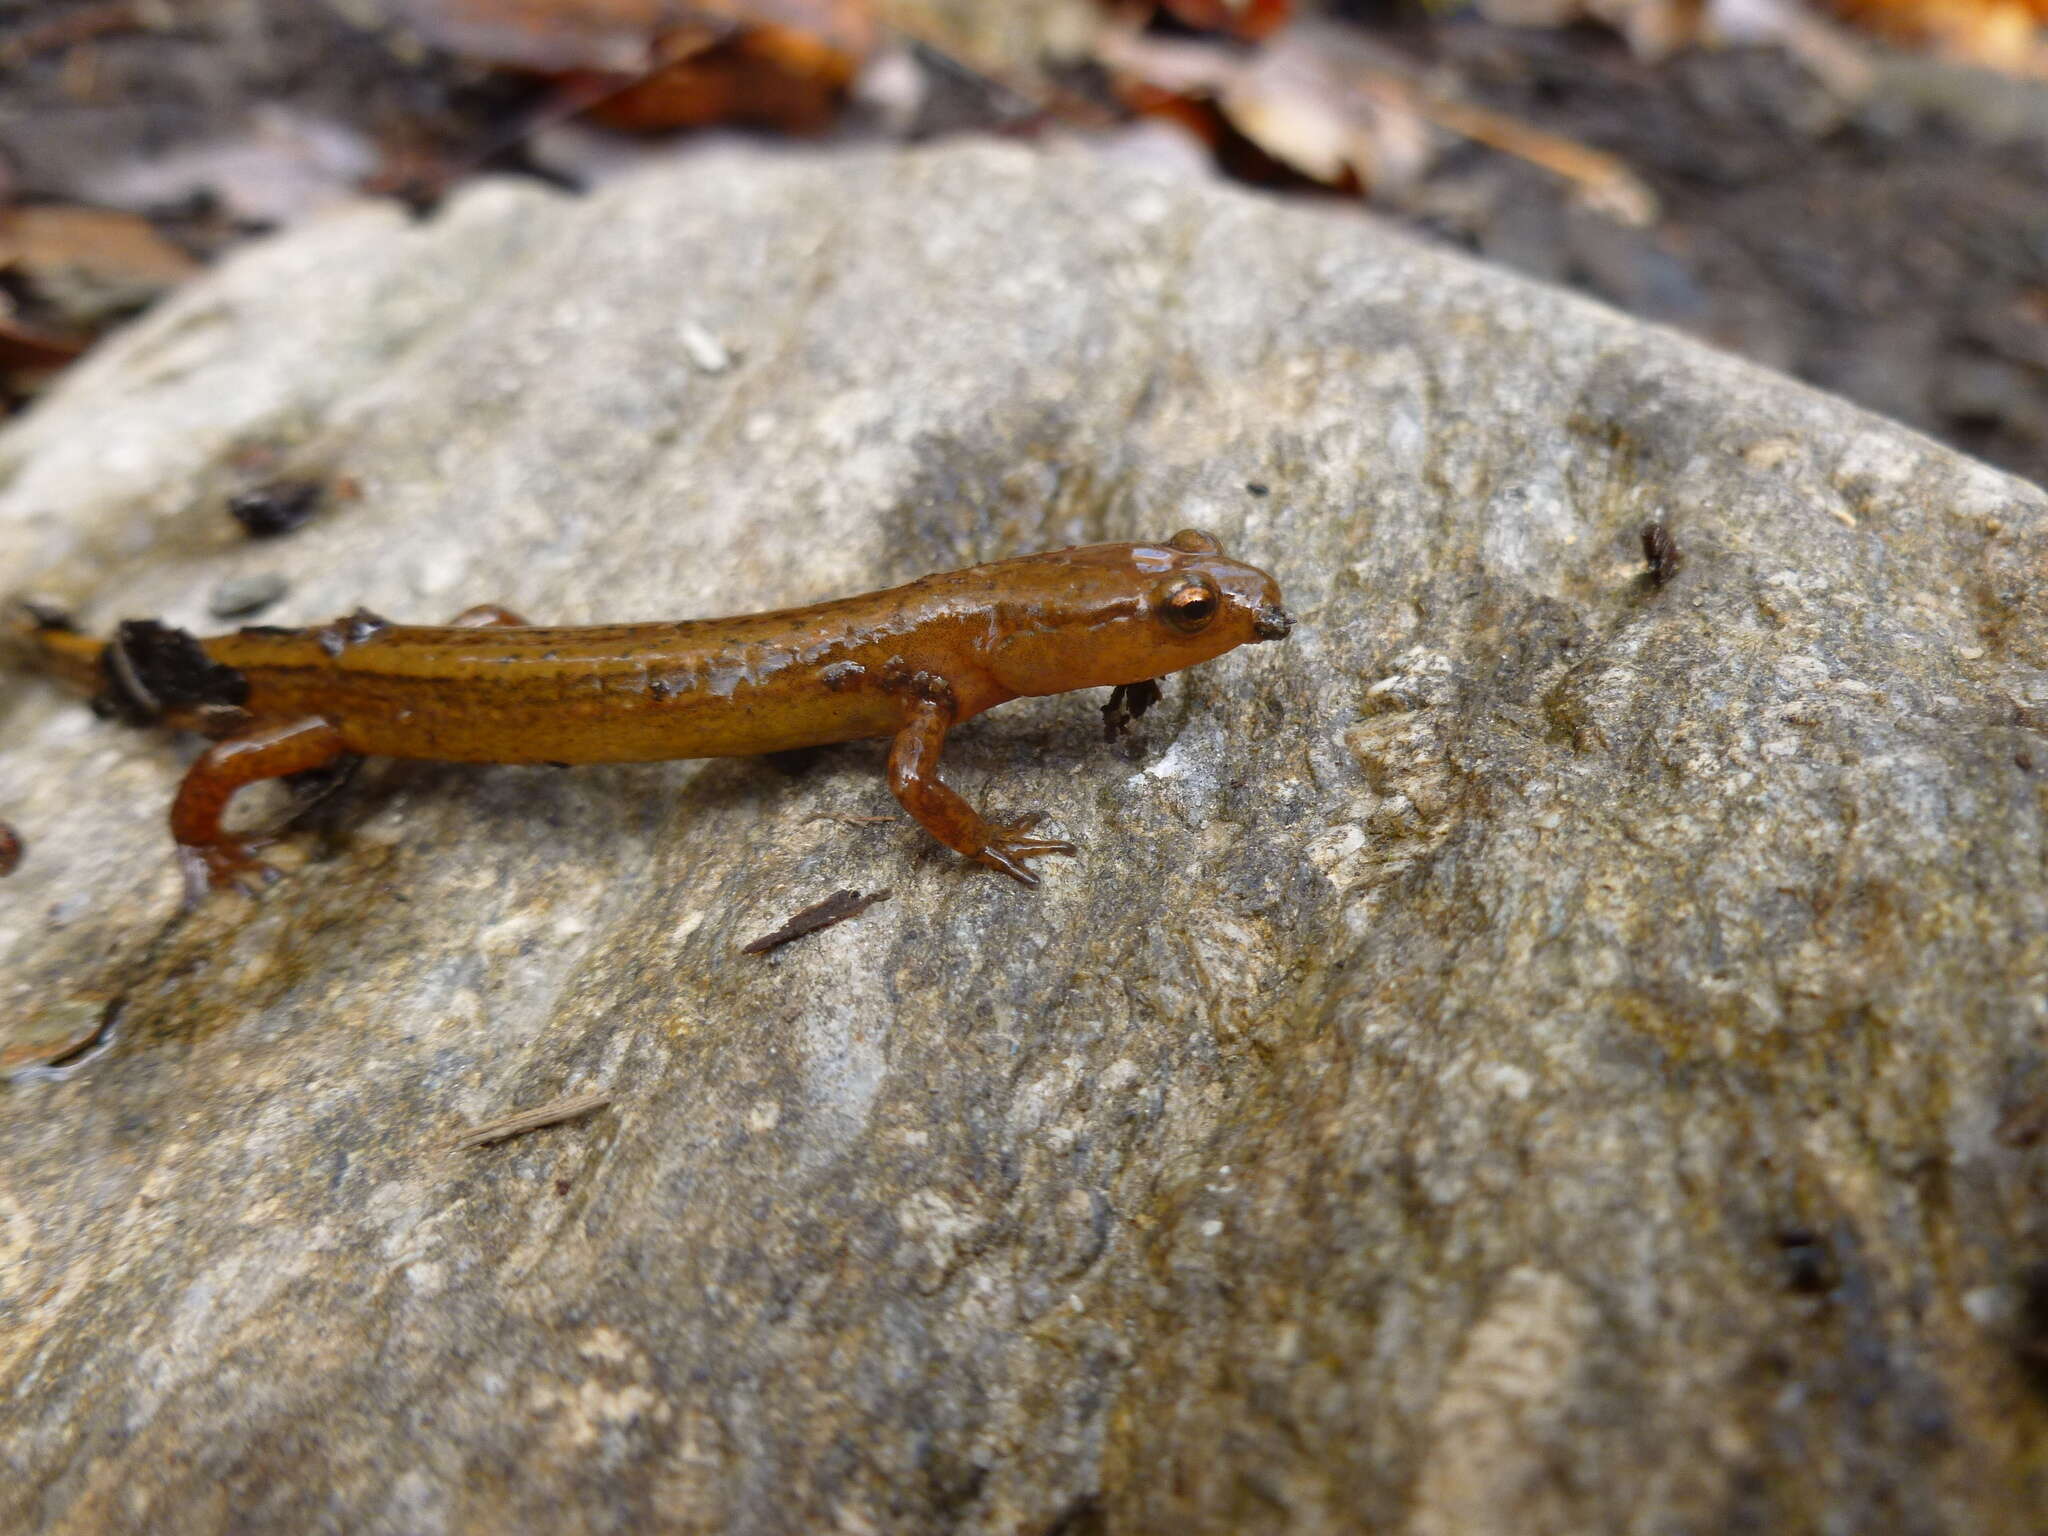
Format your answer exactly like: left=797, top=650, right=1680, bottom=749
left=13, top=530, right=1290, bottom=900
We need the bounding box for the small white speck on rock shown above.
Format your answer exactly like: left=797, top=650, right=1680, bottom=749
left=677, top=322, right=732, bottom=374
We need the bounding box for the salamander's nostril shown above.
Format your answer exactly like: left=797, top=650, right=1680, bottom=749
left=1253, top=605, right=1294, bottom=642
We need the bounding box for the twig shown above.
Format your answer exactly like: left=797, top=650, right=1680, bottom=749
left=449, top=1088, right=613, bottom=1149
left=1413, top=94, right=1658, bottom=228
left=742, top=888, right=891, bottom=954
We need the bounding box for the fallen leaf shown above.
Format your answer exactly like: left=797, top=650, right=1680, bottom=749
left=1115, top=77, right=1355, bottom=191
left=1101, top=20, right=1656, bottom=223
left=0, top=309, right=89, bottom=373
left=0, top=205, right=198, bottom=329
left=1827, top=0, right=2048, bottom=73
left=1152, top=0, right=1293, bottom=42
left=574, top=19, right=870, bottom=132
left=1100, top=25, right=1434, bottom=201
left=378, top=0, right=877, bottom=135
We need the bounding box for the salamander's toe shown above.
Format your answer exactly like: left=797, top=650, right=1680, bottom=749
left=177, top=840, right=283, bottom=908
left=976, top=813, right=1079, bottom=887
left=982, top=850, right=1041, bottom=887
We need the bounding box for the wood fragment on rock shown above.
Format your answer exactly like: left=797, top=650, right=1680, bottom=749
left=1640, top=519, right=1683, bottom=586
left=449, top=1089, right=614, bottom=1149
left=742, top=888, right=891, bottom=954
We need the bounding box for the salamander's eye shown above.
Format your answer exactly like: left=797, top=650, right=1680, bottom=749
left=1160, top=575, right=1220, bottom=634
left=1168, top=529, right=1223, bottom=554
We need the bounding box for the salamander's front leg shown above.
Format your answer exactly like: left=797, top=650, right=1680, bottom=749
left=887, top=694, right=1077, bottom=887
left=170, top=716, right=347, bottom=904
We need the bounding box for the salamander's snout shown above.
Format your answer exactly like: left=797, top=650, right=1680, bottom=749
left=1253, top=604, right=1293, bottom=642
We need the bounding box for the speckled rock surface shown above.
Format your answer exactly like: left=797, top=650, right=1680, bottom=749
left=2, top=142, right=2046, bottom=1535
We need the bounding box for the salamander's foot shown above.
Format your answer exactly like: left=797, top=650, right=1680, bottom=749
left=973, top=812, right=1078, bottom=888
left=177, top=839, right=281, bottom=907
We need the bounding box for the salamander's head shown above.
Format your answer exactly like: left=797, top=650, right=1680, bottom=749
left=986, top=529, right=1291, bottom=698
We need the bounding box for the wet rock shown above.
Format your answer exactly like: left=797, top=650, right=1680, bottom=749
left=1, top=143, right=2045, bottom=1533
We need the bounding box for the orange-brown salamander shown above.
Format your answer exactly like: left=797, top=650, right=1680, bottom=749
left=15, top=530, right=1290, bottom=900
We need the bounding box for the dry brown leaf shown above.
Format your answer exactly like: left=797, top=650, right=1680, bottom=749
left=1101, top=31, right=1391, bottom=192
left=1153, top=0, right=1293, bottom=42
left=380, top=0, right=877, bottom=135
left=0, top=314, right=88, bottom=372
left=0, top=205, right=197, bottom=288
left=1102, top=21, right=1656, bottom=224
left=0, top=205, right=199, bottom=329
left=571, top=19, right=869, bottom=132
left=1829, top=0, right=2048, bottom=73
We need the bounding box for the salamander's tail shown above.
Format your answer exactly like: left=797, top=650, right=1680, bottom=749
left=4, top=597, right=107, bottom=699
left=8, top=602, right=253, bottom=729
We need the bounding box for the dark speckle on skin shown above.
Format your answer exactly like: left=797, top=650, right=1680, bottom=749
left=820, top=660, right=867, bottom=692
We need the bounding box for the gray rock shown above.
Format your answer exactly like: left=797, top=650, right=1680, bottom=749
left=206, top=571, right=291, bottom=620
left=2, top=142, right=2045, bottom=1534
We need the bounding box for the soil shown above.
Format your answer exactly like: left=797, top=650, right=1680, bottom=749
left=1417, top=20, right=2048, bottom=488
